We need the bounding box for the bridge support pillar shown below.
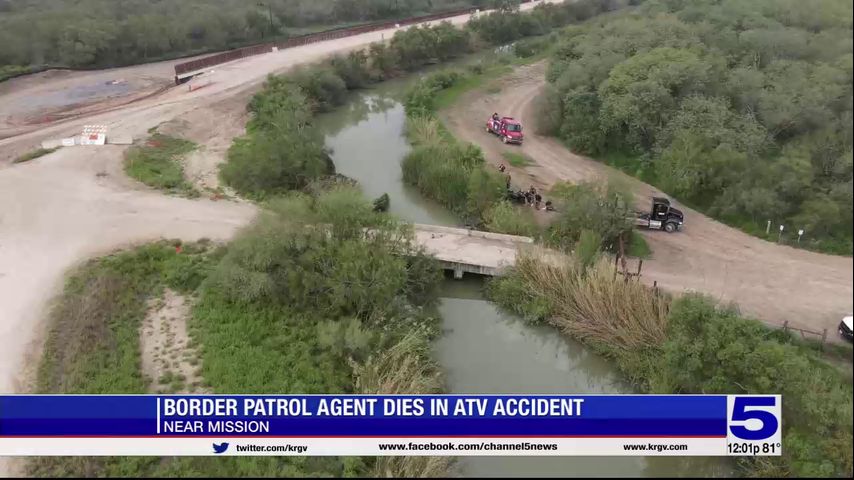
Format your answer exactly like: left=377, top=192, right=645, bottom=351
left=453, top=267, right=464, bottom=280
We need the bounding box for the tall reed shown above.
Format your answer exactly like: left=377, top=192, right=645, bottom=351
left=354, top=333, right=451, bottom=478
left=497, top=248, right=669, bottom=353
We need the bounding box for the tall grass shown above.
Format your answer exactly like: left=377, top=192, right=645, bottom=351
left=353, top=333, right=451, bottom=478
left=405, top=115, right=446, bottom=146
left=503, top=249, right=669, bottom=352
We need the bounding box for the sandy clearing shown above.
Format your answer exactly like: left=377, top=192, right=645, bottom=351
left=442, top=62, right=853, bottom=338
left=0, top=145, right=256, bottom=396
left=140, top=289, right=208, bottom=394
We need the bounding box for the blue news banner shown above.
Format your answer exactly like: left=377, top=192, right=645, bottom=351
left=0, top=395, right=781, bottom=457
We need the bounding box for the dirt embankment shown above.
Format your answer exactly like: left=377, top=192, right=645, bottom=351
left=442, top=62, right=854, bottom=338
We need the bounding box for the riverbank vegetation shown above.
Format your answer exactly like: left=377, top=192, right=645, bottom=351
left=542, top=0, right=853, bottom=254
left=222, top=0, right=631, bottom=198
left=30, top=186, right=447, bottom=477
left=402, top=68, right=555, bottom=232
left=124, top=133, right=198, bottom=196
left=489, top=250, right=853, bottom=477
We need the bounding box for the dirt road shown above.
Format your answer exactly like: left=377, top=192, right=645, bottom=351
left=0, top=1, right=555, bottom=397
left=0, top=4, right=561, bottom=476
left=442, top=62, right=854, bottom=338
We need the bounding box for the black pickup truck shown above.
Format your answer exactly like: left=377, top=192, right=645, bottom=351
left=634, top=197, right=684, bottom=233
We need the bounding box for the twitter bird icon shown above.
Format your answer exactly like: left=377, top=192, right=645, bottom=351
left=212, top=442, right=229, bottom=454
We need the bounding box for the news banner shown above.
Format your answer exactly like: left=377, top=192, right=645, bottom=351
left=0, top=395, right=781, bottom=457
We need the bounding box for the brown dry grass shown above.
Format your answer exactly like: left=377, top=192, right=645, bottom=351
left=353, top=333, right=452, bottom=478
left=514, top=248, right=669, bottom=352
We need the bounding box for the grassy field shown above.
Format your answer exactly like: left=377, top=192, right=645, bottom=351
left=432, top=63, right=513, bottom=111
left=431, top=41, right=556, bottom=112
left=501, top=151, right=531, bottom=167
left=627, top=230, right=652, bottom=259
left=13, top=147, right=59, bottom=164
left=124, top=133, right=198, bottom=196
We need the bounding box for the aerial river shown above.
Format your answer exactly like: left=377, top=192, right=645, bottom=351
left=316, top=78, right=732, bottom=478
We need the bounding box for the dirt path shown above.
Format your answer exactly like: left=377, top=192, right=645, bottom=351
left=442, top=62, right=854, bottom=338
left=140, top=289, right=208, bottom=394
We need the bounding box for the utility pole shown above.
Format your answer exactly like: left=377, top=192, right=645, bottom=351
left=258, top=2, right=274, bottom=36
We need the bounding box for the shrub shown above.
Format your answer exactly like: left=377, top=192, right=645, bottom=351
left=329, top=50, right=370, bottom=90
left=660, top=295, right=853, bottom=477
left=124, top=133, right=197, bottom=196
left=288, top=67, right=348, bottom=112
left=465, top=167, right=507, bottom=224
left=546, top=180, right=634, bottom=252
left=221, top=110, right=332, bottom=198
left=204, top=188, right=441, bottom=319
left=531, top=85, right=563, bottom=135
left=402, top=143, right=471, bottom=213
left=483, top=200, right=539, bottom=236
left=354, top=333, right=451, bottom=478
left=248, top=75, right=314, bottom=129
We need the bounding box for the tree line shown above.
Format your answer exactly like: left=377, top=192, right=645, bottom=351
left=0, top=0, right=493, bottom=79
left=540, top=0, right=853, bottom=253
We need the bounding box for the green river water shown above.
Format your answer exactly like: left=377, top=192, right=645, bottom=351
left=316, top=81, right=732, bottom=478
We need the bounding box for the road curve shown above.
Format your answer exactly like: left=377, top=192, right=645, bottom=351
left=442, top=62, right=853, bottom=338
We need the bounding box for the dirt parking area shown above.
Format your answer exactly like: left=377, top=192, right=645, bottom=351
left=442, top=62, right=854, bottom=338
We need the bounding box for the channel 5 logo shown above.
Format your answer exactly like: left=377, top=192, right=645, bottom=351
left=727, top=395, right=782, bottom=441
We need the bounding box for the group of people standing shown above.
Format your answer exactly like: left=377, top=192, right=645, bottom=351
left=497, top=163, right=553, bottom=211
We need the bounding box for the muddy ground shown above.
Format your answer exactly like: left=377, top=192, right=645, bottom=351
left=442, top=62, right=854, bottom=339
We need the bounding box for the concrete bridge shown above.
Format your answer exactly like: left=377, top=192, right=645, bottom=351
left=411, top=224, right=534, bottom=278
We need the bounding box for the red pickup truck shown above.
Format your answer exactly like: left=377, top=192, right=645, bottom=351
left=486, top=116, right=524, bottom=144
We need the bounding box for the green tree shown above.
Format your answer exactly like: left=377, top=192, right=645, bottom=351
left=559, top=88, right=607, bottom=154
left=546, top=180, right=634, bottom=252
left=599, top=47, right=710, bottom=150
left=221, top=110, right=332, bottom=198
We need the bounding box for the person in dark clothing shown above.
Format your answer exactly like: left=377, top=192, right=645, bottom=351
left=535, top=192, right=542, bottom=209
left=506, top=174, right=512, bottom=189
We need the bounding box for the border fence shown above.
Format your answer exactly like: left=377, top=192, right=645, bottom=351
left=173, top=1, right=537, bottom=81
